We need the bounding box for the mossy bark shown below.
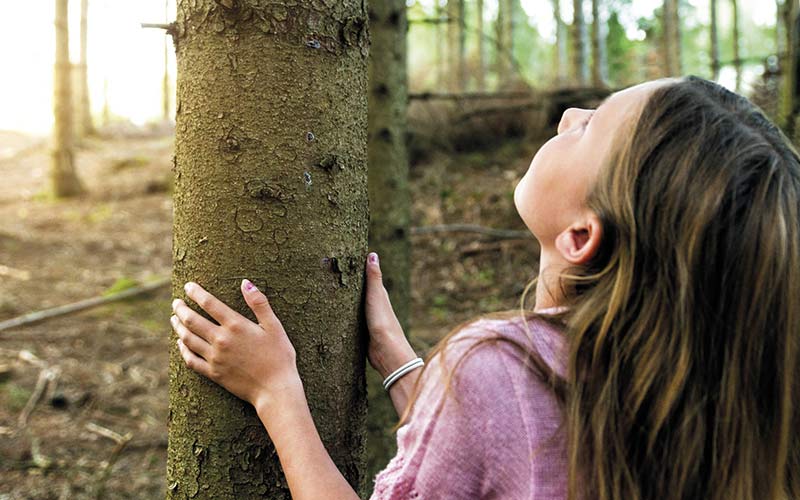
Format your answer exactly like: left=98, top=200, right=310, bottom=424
left=167, top=1, right=370, bottom=498
left=51, top=0, right=83, bottom=198
left=365, top=0, right=410, bottom=496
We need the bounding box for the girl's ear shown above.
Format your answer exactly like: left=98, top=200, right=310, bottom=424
left=554, top=213, right=603, bottom=265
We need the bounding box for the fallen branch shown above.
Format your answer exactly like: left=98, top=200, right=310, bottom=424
left=0, top=277, right=170, bottom=333
left=410, top=91, right=531, bottom=101
left=410, top=224, right=532, bottom=240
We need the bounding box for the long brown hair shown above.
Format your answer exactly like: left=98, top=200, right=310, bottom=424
left=395, top=76, right=800, bottom=500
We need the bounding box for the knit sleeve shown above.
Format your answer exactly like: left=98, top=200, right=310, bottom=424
left=369, top=319, right=535, bottom=499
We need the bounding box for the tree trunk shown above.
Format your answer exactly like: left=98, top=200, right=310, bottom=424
left=663, top=0, right=681, bottom=76
left=711, top=0, right=720, bottom=80
left=572, top=0, right=589, bottom=85
left=51, top=0, right=83, bottom=198
left=78, top=0, right=93, bottom=136
left=781, top=0, right=800, bottom=135
left=444, top=0, right=465, bottom=91
left=590, top=0, right=607, bottom=86
left=168, top=1, right=370, bottom=498
left=476, top=0, right=485, bottom=91
left=732, top=0, right=742, bottom=91
left=163, top=0, right=170, bottom=121
left=435, top=0, right=444, bottom=88
left=496, top=0, right=515, bottom=87
left=365, top=0, right=410, bottom=496
left=554, top=0, right=568, bottom=84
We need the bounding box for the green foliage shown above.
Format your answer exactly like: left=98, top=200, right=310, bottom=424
left=102, top=276, right=139, bottom=296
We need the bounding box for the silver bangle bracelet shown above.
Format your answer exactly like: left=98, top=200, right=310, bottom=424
left=383, top=357, right=425, bottom=391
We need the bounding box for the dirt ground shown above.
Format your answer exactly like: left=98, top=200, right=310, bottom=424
left=0, top=127, right=542, bottom=499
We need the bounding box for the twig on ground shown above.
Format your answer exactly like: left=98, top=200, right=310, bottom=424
left=17, top=366, right=60, bottom=428
left=410, top=224, right=532, bottom=240
left=86, top=422, right=133, bottom=500
left=0, top=277, right=170, bottom=332
left=0, top=264, right=31, bottom=280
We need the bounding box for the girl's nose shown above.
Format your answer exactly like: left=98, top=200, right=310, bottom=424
left=557, top=108, right=594, bottom=135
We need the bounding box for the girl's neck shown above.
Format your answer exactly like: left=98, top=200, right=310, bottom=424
left=534, top=248, right=569, bottom=312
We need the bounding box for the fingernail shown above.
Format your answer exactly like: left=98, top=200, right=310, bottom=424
left=368, top=252, right=378, bottom=264
left=242, top=279, right=257, bottom=292
left=183, top=282, right=192, bottom=293
left=171, top=299, right=179, bottom=311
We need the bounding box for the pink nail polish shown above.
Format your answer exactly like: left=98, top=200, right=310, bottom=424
left=243, top=279, right=256, bottom=291
left=368, top=252, right=378, bottom=264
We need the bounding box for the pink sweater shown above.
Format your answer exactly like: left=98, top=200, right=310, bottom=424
left=370, top=315, right=568, bottom=499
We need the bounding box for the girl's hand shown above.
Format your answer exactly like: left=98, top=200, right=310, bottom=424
left=170, top=279, right=302, bottom=410
left=364, top=252, right=419, bottom=379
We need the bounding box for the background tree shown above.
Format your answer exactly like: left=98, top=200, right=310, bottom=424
left=435, top=0, right=446, bottom=89
left=51, top=0, right=83, bottom=198
left=476, top=0, right=486, bottom=90
left=780, top=0, right=800, bottom=135
left=496, top=0, right=516, bottom=87
left=167, top=1, right=370, bottom=498
left=78, top=0, right=93, bottom=136
left=365, top=0, right=411, bottom=495
left=446, top=0, right=466, bottom=90
left=591, top=0, right=607, bottom=86
left=163, top=0, right=170, bottom=121
left=554, top=0, right=568, bottom=84
left=711, top=0, right=720, bottom=80
left=572, top=0, right=590, bottom=84
left=732, top=0, right=742, bottom=91
left=663, top=0, right=681, bottom=75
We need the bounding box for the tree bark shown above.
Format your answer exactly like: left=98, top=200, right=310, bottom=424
left=663, top=0, right=681, bottom=76
left=554, top=0, right=568, bottom=84
left=168, top=1, right=370, bottom=498
left=78, top=0, right=94, bottom=136
left=711, top=0, right=720, bottom=80
left=476, top=0, right=485, bottom=91
left=51, top=0, right=83, bottom=198
left=732, top=0, right=742, bottom=91
left=590, top=0, right=607, bottom=86
left=365, top=0, right=410, bottom=496
left=572, top=0, right=589, bottom=85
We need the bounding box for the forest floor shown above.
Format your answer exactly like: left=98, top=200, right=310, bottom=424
left=0, top=126, right=543, bottom=499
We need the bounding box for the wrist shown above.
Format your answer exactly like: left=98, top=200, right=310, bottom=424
left=253, top=376, right=306, bottom=425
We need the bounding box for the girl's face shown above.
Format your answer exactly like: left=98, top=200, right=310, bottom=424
left=514, top=81, right=666, bottom=247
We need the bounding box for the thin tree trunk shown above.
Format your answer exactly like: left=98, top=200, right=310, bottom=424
left=476, top=0, right=485, bottom=91
left=365, top=0, right=410, bottom=496
left=435, top=0, right=446, bottom=89
left=168, top=1, right=370, bottom=498
left=78, top=0, right=93, bottom=136
left=711, top=0, right=720, bottom=80
left=732, top=0, right=742, bottom=92
left=663, top=0, right=681, bottom=76
left=554, top=0, right=568, bottom=84
left=572, top=0, right=589, bottom=85
left=590, top=0, right=607, bottom=86
left=51, top=0, right=83, bottom=198
left=163, top=0, right=170, bottom=121
left=781, top=0, right=800, bottom=135
left=446, top=0, right=461, bottom=91
left=496, top=0, right=515, bottom=87
left=457, top=0, right=466, bottom=90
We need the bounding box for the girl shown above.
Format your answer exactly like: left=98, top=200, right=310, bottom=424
left=170, top=76, right=799, bottom=499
